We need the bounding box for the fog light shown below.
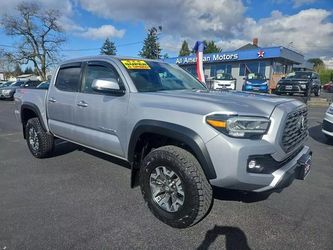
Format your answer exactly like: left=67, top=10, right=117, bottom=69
left=248, top=160, right=263, bottom=173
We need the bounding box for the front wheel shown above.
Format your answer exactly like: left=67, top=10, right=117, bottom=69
left=139, top=145, right=213, bottom=228
left=25, top=118, right=54, bottom=158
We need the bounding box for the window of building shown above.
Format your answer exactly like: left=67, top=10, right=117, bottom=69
left=239, top=61, right=266, bottom=76
left=55, top=66, right=81, bottom=92
left=210, top=63, right=232, bottom=77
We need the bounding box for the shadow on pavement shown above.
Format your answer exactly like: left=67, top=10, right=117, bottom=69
left=51, top=139, right=131, bottom=169
left=52, top=139, right=80, bottom=157
left=308, top=123, right=333, bottom=146
left=197, top=225, right=251, bottom=250
left=213, top=187, right=272, bottom=203
left=82, top=148, right=131, bottom=169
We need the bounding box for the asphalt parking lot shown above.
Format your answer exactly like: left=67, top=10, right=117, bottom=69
left=0, top=99, right=333, bottom=249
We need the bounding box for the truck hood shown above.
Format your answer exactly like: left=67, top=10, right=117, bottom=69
left=137, top=90, right=297, bottom=118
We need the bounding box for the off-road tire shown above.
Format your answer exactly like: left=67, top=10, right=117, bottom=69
left=315, top=88, right=320, bottom=97
left=139, top=145, right=213, bottom=228
left=25, top=118, right=54, bottom=158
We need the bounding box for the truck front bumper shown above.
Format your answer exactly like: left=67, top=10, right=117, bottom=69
left=206, top=133, right=311, bottom=192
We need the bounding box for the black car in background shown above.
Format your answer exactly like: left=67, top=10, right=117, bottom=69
left=36, top=81, right=50, bottom=89
left=0, top=80, right=40, bottom=100
left=275, top=71, right=321, bottom=97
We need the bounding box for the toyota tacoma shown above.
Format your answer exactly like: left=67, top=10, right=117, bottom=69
left=14, top=56, right=312, bottom=228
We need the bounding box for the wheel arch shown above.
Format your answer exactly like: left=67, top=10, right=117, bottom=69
left=21, top=103, right=47, bottom=138
left=128, top=120, right=217, bottom=187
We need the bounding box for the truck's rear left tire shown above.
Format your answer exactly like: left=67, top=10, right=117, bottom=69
left=25, top=118, right=54, bottom=158
left=139, top=145, right=213, bottom=228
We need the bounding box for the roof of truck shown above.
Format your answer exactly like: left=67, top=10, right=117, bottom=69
left=60, top=55, right=163, bottom=65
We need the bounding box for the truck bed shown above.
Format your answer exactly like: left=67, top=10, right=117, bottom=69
left=14, top=88, right=49, bottom=131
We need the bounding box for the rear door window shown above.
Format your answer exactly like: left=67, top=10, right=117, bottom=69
left=55, top=64, right=82, bottom=92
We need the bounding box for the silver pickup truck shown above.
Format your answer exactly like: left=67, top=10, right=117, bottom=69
left=14, top=56, right=312, bottom=228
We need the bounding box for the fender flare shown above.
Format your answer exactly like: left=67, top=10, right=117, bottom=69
left=128, top=120, right=217, bottom=180
left=21, top=102, right=47, bottom=132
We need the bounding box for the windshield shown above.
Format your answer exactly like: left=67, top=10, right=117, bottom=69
left=286, top=72, right=312, bottom=79
left=246, top=73, right=266, bottom=80
left=121, top=60, right=206, bottom=92
left=11, top=81, right=25, bottom=87
left=213, top=73, right=233, bottom=80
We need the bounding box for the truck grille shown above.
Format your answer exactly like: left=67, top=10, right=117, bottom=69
left=281, top=107, right=308, bottom=152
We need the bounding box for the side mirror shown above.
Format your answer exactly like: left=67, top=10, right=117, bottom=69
left=92, top=78, right=124, bottom=94
left=281, top=77, right=285, bottom=79
left=243, top=77, right=246, bottom=80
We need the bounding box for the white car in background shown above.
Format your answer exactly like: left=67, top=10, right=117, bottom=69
left=322, top=103, right=333, bottom=141
left=212, top=73, right=236, bottom=90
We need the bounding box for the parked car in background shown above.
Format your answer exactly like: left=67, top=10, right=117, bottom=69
left=0, top=81, right=13, bottom=88
left=212, top=72, right=236, bottom=90
left=36, top=81, right=50, bottom=89
left=0, top=80, right=40, bottom=100
left=275, top=71, right=321, bottom=97
left=323, top=82, right=333, bottom=93
left=242, top=73, right=269, bottom=93
left=322, top=103, right=333, bottom=141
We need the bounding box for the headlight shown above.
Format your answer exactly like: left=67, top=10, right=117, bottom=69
left=3, top=90, right=11, bottom=94
left=276, top=84, right=280, bottom=88
left=206, top=114, right=270, bottom=138
left=246, top=81, right=252, bottom=85
left=327, top=105, right=333, bottom=115
left=300, top=84, right=307, bottom=89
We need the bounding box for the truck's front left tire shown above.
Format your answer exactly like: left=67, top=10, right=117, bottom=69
left=25, top=118, right=54, bottom=158
left=139, top=145, right=213, bottom=228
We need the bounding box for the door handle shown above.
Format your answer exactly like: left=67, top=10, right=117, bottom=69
left=77, top=101, right=88, bottom=107
left=48, top=97, right=56, bottom=103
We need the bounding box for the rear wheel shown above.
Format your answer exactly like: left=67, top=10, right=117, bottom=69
left=315, top=88, right=321, bottom=96
left=139, top=145, right=213, bottom=228
left=25, top=118, right=54, bottom=158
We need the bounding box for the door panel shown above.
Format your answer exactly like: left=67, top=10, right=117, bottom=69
left=47, top=64, right=81, bottom=140
left=72, top=61, right=128, bottom=158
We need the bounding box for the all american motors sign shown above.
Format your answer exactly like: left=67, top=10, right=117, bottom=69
left=176, top=53, right=239, bottom=65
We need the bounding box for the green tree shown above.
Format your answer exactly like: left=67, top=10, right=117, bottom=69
left=139, top=27, right=161, bottom=59
left=100, top=38, right=117, bottom=55
left=204, top=40, right=221, bottom=53
left=307, top=58, right=324, bottom=68
left=179, top=40, right=191, bottom=56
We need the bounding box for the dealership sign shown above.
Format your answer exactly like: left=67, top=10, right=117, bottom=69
left=176, top=53, right=239, bottom=65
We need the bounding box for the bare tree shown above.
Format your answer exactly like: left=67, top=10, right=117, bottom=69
left=0, top=2, right=65, bottom=80
left=0, top=50, right=16, bottom=79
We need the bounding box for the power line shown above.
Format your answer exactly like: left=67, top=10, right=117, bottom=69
left=0, top=41, right=143, bottom=52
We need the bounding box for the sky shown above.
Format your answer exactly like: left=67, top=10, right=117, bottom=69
left=0, top=0, right=332, bottom=67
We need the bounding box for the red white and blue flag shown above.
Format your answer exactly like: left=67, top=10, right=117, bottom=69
left=193, top=41, right=205, bottom=84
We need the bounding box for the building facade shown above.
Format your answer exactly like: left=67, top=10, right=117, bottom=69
left=165, top=44, right=311, bottom=91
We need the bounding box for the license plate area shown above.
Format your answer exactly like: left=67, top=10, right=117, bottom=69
left=296, top=152, right=312, bottom=180
left=285, top=85, right=292, bottom=90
